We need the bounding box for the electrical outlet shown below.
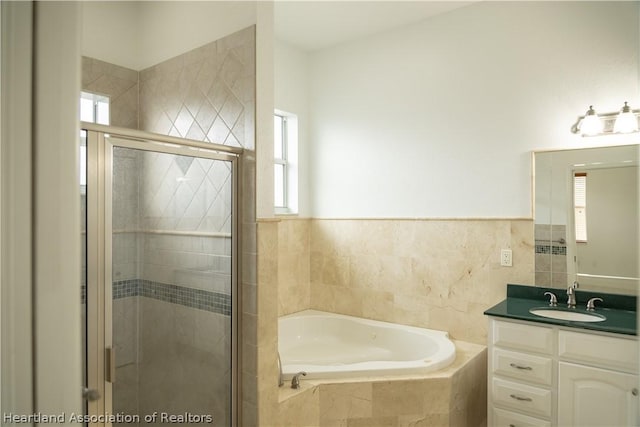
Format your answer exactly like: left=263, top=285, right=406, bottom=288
left=501, top=249, right=513, bottom=267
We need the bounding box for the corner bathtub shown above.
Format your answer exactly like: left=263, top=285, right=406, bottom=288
left=278, top=310, right=456, bottom=379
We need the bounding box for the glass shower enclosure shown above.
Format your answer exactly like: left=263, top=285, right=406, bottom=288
left=81, top=123, right=240, bottom=426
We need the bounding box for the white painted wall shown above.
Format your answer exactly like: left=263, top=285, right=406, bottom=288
left=308, top=1, right=639, bottom=218
left=274, top=40, right=311, bottom=217
left=81, top=1, right=139, bottom=69
left=82, top=1, right=257, bottom=71
left=137, top=1, right=257, bottom=70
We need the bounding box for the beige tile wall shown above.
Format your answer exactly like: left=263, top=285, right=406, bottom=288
left=276, top=218, right=534, bottom=345
left=256, top=220, right=280, bottom=426
left=82, top=56, right=139, bottom=129
left=277, top=219, right=311, bottom=316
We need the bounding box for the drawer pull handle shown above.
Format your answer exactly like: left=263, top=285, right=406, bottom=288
left=510, top=394, right=533, bottom=402
left=633, top=388, right=638, bottom=396
left=509, top=363, right=532, bottom=371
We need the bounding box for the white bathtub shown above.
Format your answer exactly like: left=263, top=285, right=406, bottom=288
left=278, top=310, right=456, bottom=379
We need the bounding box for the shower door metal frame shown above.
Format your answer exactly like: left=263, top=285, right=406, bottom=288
left=83, top=122, right=242, bottom=426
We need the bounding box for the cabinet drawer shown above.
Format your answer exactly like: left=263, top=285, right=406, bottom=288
left=559, top=330, right=638, bottom=373
left=493, top=320, right=553, bottom=355
left=492, top=377, right=552, bottom=419
left=493, top=348, right=552, bottom=386
left=492, top=407, right=551, bottom=427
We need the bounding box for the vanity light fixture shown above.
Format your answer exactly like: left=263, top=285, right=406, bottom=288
left=577, top=106, right=602, bottom=136
left=571, top=102, right=640, bottom=136
left=613, top=102, right=639, bottom=133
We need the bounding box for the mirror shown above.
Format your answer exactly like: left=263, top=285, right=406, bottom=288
left=534, top=144, right=639, bottom=295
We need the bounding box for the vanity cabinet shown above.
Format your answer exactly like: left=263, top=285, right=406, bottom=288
left=488, top=318, right=639, bottom=426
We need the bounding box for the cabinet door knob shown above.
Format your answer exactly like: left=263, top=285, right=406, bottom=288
left=632, top=388, right=638, bottom=396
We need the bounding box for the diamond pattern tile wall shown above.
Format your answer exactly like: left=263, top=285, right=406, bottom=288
left=137, top=27, right=254, bottom=236
left=139, top=28, right=254, bottom=151
left=82, top=57, right=139, bottom=129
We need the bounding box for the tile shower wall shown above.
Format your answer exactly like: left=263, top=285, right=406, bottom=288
left=138, top=28, right=254, bottom=148
left=82, top=57, right=139, bottom=129
left=276, top=218, right=535, bottom=345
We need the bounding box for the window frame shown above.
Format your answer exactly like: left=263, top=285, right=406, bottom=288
left=274, top=113, right=288, bottom=209
left=273, top=109, right=298, bottom=215
left=574, top=172, right=587, bottom=243
left=80, top=91, right=110, bottom=125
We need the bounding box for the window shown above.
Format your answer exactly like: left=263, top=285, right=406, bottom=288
left=80, top=91, right=110, bottom=125
left=574, top=172, right=587, bottom=242
left=274, top=110, right=298, bottom=214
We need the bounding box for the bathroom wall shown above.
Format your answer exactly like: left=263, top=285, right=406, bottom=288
left=307, top=1, right=639, bottom=218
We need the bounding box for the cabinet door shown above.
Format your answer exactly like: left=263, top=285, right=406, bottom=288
left=558, top=362, right=639, bottom=426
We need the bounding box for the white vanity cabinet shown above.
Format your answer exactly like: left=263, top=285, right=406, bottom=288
left=488, top=317, right=639, bottom=427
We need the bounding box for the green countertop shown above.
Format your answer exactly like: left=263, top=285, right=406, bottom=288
left=484, top=284, right=637, bottom=336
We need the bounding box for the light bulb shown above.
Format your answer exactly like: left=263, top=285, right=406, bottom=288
left=579, top=106, right=603, bottom=136
left=613, top=102, right=638, bottom=133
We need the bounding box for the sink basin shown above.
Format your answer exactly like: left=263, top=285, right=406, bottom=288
left=529, top=308, right=606, bottom=322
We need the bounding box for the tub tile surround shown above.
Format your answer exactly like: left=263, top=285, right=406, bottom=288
left=277, top=341, right=487, bottom=427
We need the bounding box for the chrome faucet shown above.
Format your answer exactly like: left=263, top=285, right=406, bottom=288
left=586, top=297, right=603, bottom=311
left=567, top=281, right=579, bottom=308
left=544, top=291, right=557, bottom=306
left=291, top=371, right=307, bottom=389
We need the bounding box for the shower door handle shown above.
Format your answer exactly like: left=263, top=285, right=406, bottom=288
left=82, top=387, right=101, bottom=402
left=105, top=347, right=115, bottom=383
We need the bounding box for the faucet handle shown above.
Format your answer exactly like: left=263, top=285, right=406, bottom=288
left=544, top=292, right=558, bottom=306
left=586, top=297, right=603, bottom=311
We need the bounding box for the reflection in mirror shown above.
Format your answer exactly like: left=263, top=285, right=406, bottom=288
left=534, top=144, right=639, bottom=295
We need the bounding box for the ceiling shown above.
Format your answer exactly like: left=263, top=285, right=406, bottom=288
left=274, top=1, right=475, bottom=51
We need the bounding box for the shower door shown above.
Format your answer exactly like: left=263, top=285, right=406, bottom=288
left=83, top=125, right=239, bottom=426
